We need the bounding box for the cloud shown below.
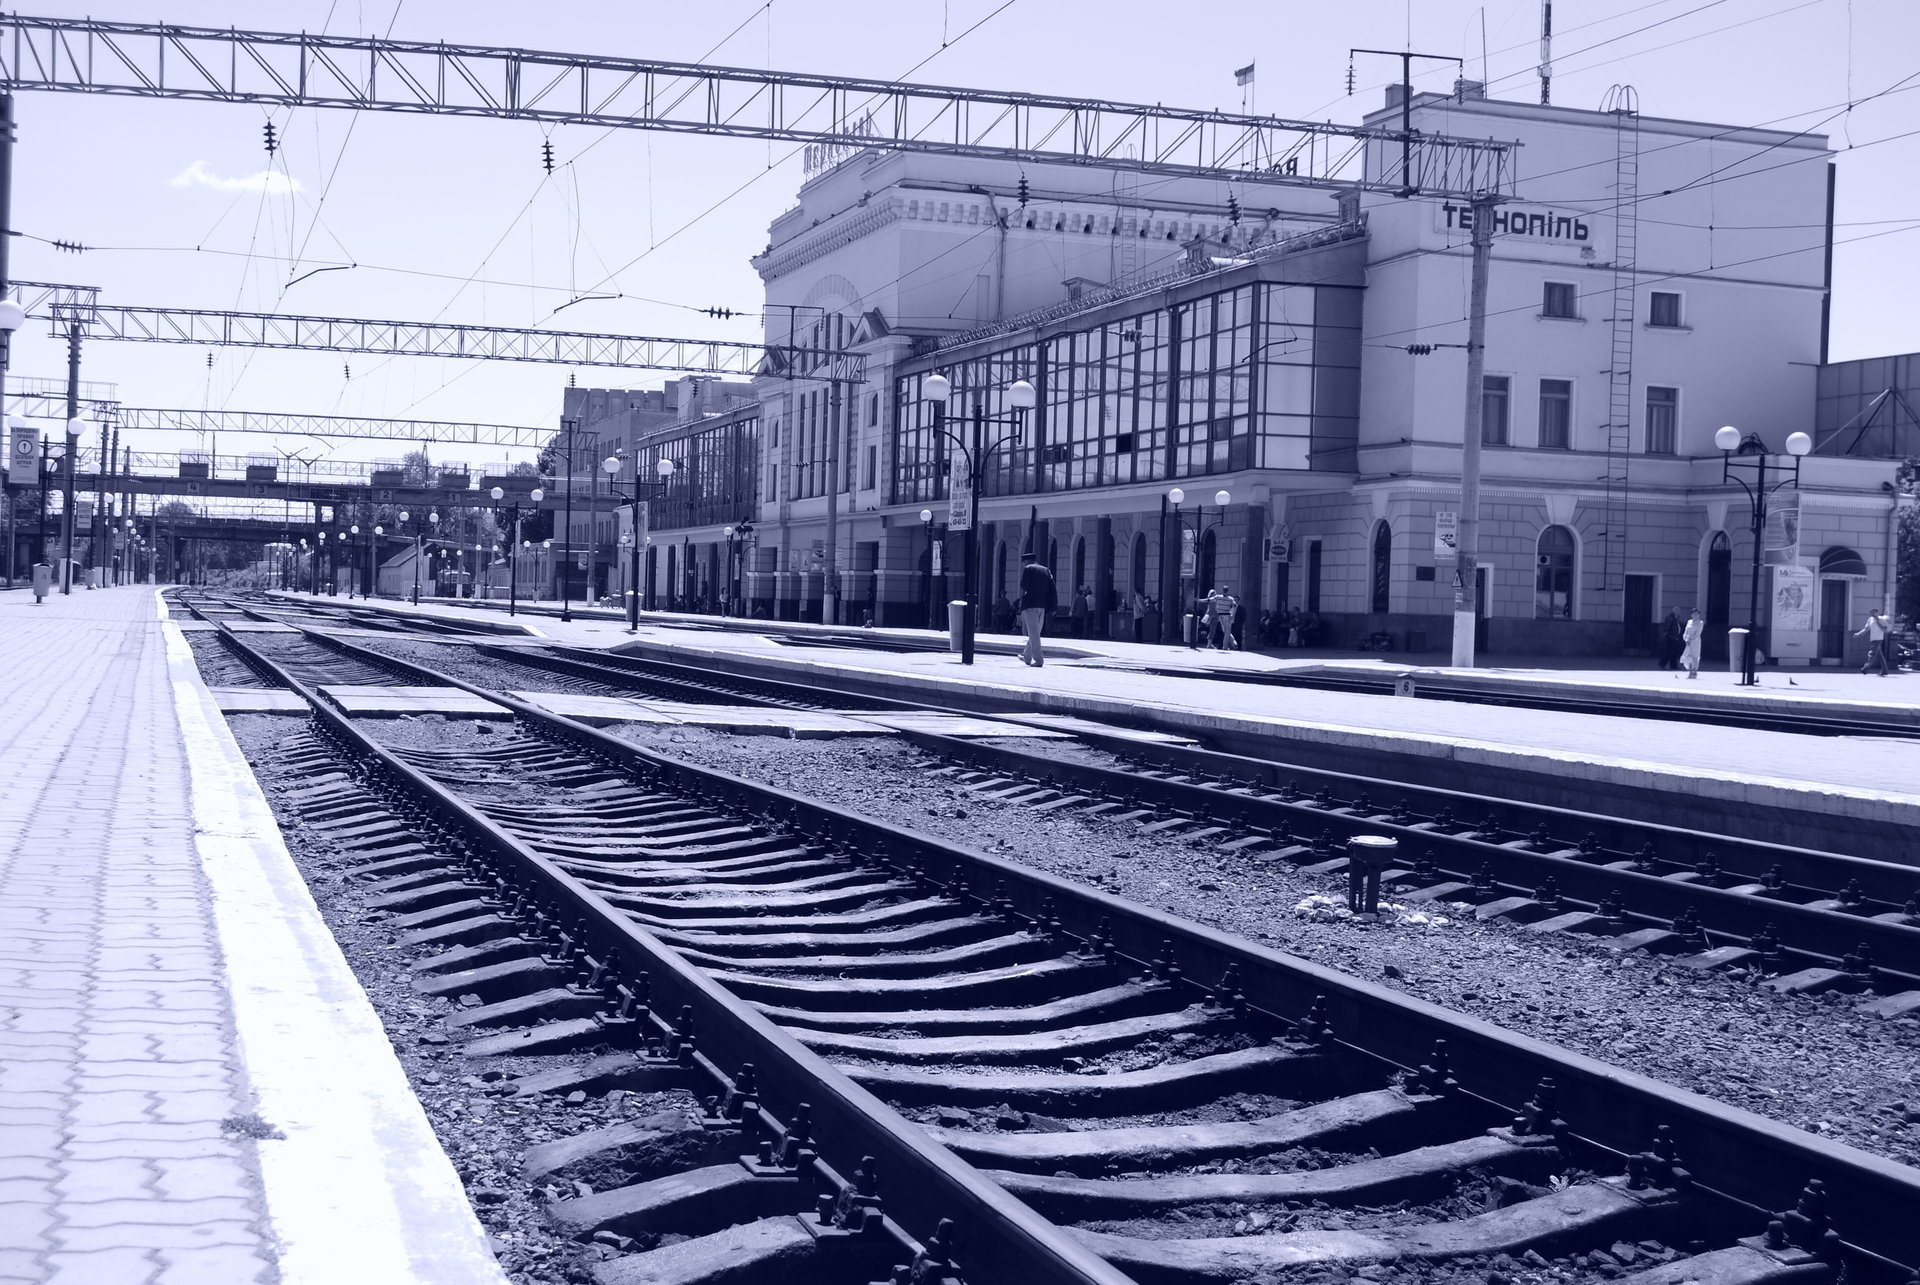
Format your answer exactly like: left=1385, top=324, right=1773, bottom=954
left=169, top=160, right=304, bottom=196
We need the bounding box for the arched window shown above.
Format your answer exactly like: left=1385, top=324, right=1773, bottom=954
left=1198, top=528, right=1217, bottom=591
left=1072, top=536, right=1087, bottom=593
left=1370, top=521, right=1392, bottom=614
left=1131, top=532, right=1149, bottom=595
left=1535, top=525, right=1576, bottom=620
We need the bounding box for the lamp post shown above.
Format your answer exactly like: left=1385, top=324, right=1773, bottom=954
left=371, top=524, right=384, bottom=597
left=1716, top=426, right=1812, bottom=686
left=920, top=372, right=1037, bottom=664
left=1167, top=486, right=1233, bottom=649
left=920, top=507, right=937, bottom=630
left=489, top=486, right=545, bottom=616
left=724, top=520, right=756, bottom=618
left=399, top=510, right=419, bottom=604
left=348, top=524, right=360, bottom=598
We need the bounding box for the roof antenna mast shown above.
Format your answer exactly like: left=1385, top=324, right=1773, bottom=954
left=1539, top=0, right=1553, bottom=105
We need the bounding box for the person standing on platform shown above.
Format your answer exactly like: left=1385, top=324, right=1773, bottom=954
left=1131, top=590, right=1147, bottom=644
left=1070, top=584, right=1091, bottom=638
left=1681, top=608, right=1705, bottom=679
left=1856, top=608, right=1892, bottom=676
left=1659, top=609, right=1681, bottom=670
left=1018, top=550, right=1057, bottom=668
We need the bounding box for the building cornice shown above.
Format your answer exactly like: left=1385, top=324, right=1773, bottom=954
left=754, top=198, right=903, bottom=282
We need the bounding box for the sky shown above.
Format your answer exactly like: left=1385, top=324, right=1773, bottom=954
left=4, top=0, right=1917, bottom=476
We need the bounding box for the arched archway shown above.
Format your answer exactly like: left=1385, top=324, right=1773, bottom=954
left=1199, top=528, right=1218, bottom=592
left=664, top=545, right=678, bottom=611
left=994, top=541, right=1009, bottom=624
left=1370, top=520, right=1392, bottom=615
left=1534, top=525, right=1576, bottom=620
left=1131, top=532, right=1149, bottom=595
left=1072, top=535, right=1087, bottom=596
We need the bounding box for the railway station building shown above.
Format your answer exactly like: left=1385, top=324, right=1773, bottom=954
left=599, top=84, right=1907, bottom=661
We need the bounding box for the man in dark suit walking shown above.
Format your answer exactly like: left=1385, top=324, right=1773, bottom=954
left=1018, top=550, right=1057, bottom=667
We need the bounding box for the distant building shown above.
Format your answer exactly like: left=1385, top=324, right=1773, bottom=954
left=625, top=83, right=1903, bottom=662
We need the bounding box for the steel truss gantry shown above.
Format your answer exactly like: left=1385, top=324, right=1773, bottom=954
left=35, top=301, right=856, bottom=378
left=0, top=14, right=1516, bottom=196
left=4, top=396, right=561, bottom=451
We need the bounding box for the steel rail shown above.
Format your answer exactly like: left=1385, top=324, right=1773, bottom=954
left=244, top=614, right=1920, bottom=1276
left=199, top=611, right=1132, bottom=1285
left=354, top=630, right=1920, bottom=986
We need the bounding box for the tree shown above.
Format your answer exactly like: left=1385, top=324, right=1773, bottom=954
left=1897, top=459, right=1920, bottom=623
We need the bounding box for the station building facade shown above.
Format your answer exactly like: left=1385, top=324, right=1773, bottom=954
left=614, top=85, right=1904, bottom=660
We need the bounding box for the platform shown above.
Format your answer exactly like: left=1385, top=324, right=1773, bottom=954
left=0, top=587, right=503, bottom=1285
left=318, top=684, right=513, bottom=719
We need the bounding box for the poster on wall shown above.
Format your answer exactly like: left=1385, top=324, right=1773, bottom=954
left=1771, top=565, right=1814, bottom=631
left=1433, top=511, right=1459, bottom=564
left=1769, top=563, right=1817, bottom=660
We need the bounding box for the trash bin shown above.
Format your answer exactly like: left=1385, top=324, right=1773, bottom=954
left=31, top=563, right=51, bottom=602
left=1728, top=628, right=1749, bottom=674
left=1183, top=613, right=1196, bottom=645
left=947, top=600, right=968, bottom=652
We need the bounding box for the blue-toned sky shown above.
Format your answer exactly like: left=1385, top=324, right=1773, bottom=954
left=6, top=0, right=1916, bottom=470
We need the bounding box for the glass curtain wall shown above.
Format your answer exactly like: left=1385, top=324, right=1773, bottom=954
left=893, top=278, right=1359, bottom=504
left=632, top=414, right=760, bottom=530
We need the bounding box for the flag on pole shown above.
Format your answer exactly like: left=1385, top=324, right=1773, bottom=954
left=1234, top=63, right=1256, bottom=86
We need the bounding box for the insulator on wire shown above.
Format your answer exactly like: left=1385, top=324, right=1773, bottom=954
left=704, top=307, right=739, bottom=319
left=1405, top=343, right=1435, bottom=356
left=1346, top=60, right=1356, bottom=95
left=541, top=139, right=555, bottom=174
left=263, top=120, right=278, bottom=154
left=206, top=351, right=215, bottom=368
left=343, top=363, right=351, bottom=379
left=1017, top=173, right=1030, bottom=209
left=1226, top=194, right=1241, bottom=225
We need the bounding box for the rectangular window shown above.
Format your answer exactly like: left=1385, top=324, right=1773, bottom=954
left=1542, top=282, right=1578, bottom=319
left=1646, top=386, right=1678, bottom=454
left=863, top=444, right=877, bottom=490
left=1648, top=291, right=1682, bottom=328
left=1481, top=376, right=1510, bottom=446
left=1538, top=379, right=1572, bottom=449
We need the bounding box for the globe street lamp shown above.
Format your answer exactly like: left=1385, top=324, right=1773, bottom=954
left=348, top=524, right=361, bottom=598
left=1167, top=486, right=1233, bottom=649
left=1716, top=425, right=1812, bottom=686
left=920, top=373, right=1037, bottom=664
left=651, top=457, right=676, bottom=612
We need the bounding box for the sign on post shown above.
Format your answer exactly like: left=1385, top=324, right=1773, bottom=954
left=931, top=541, right=943, bottom=575
left=1433, top=510, right=1459, bottom=563
left=947, top=467, right=973, bottom=531
left=1180, top=528, right=1197, bottom=577
left=1264, top=523, right=1291, bottom=563
left=6, top=426, right=36, bottom=477
left=1762, top=493, right=1801, bottom=566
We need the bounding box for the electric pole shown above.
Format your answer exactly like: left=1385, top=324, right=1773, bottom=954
left=1451, top=194, right=1496, bottom=668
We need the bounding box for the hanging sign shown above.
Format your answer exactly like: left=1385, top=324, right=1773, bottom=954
left=1762, top=492, right=1801, bottom=566
left=1433, top=511, right=1459, bottom=563
left=1180, top=527, right=1197, bottom=577
left=6, top=426, right=37, bottom=477
left=947, top=457, right=973, bottom=530
left=1265, top=523, right=1292, bottom=563
left=931, top=540, right=944, bottom=575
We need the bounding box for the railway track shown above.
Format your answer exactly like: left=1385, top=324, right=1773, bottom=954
left=173, top=591, right=1920, bottom=1284
left=301, top=592, right=1920, bottom=741
left=216, top=597, right=1920, bottom=1005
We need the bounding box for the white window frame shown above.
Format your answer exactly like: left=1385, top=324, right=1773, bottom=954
left=1536, top=376, right=1576, bottom=450
left=1647, top=290, right=1685, bottom=329
left=1541, top=280, right=1580, bottom=321
left=1645, top=384, right=1681, bottom=455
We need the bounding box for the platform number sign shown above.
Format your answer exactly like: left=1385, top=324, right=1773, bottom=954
left=7, top=426, right=36, bottom=477
left=1394, top=675, right=1417, bottom=698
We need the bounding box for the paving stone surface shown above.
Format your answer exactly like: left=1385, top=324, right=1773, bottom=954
left=0, top=587, right=276, bottom=1285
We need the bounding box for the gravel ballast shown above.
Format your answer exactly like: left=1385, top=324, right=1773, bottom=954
left=596, top=723, right=1920, bottom=1170
left=226, top=714, right=704, bottom=1285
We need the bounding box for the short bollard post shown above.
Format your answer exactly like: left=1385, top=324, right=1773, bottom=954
left=1346, top=834, right=1397, bottom=915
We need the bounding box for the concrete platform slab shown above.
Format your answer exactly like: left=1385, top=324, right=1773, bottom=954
left=225, top=620, right=299, bottom=633
left=636, top=701, right=887, bottom=738
left=847, top=711, right=1071, bottom=738
left=319, top=685, right=512, bottom=719
left=995, top=712, right=1198, bottom=744
left=0, top=586, right=503, bottom=1285
left=211, top=688, right=309, bottom=715
left=512, top=692, right=682, bottom=725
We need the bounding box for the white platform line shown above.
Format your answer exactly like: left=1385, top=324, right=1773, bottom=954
left=160, top=594, right=507, bottom=1285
